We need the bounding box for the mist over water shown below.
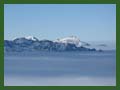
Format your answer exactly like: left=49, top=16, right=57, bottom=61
left=4, top=50, right=116, bottom=86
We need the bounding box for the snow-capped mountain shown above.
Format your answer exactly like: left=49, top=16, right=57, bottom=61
left=24, top=36, right=39, bottom=41
left=13, top=36, right=39, bottom=44
left=54, top=36, right=90, bottom=47
left=54, top=36, right=81, bottom=47
left=4, top=36, right=97, bottom=52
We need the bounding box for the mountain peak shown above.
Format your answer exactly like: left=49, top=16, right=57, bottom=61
left=12, top=36, right=39, bottom=44
left=24, top=36, right=39, bottom=41
left=13, top=36, right=39, bottom=41
left=54, top=36, right=81, bottom=47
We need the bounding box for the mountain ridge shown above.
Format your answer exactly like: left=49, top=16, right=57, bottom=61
left=4, top=36, right=97, bottom=52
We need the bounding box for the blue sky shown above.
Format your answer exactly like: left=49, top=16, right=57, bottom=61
left=4, top=4, right=116, bottom=42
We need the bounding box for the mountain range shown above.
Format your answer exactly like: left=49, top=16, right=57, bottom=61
left=4, top=36, right=99, bottom=52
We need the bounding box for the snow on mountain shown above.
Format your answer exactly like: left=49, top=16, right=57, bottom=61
left=54, top=36, right=90, bottom=47
left=24, top=36, right=39, bottom=41
left=4, top=36, right=102, bottom=52
left=54, top=36, right=82, bottom=47
left=13, top=36, right=39, bottom=44
left=12, top=36, right=90, bottom=47
left=4, top=36, right=116, bottom=52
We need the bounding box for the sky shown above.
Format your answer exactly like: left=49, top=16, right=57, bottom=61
left=4, top=4, right=116, bottom=42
